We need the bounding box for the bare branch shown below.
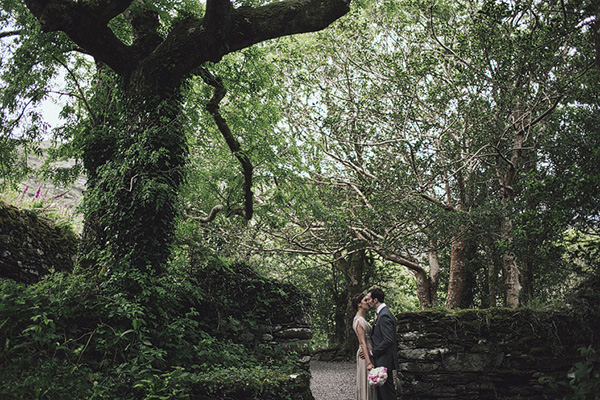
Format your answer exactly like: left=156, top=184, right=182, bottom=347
left=197, top=67, right=254, bottom=220
left=350, top=226, right=425, bottom=273
left=420, top=193, right=455, bottom=211
left=0, top=30, right=22, bottom=39
left=51, top=55, right=97, bottom=124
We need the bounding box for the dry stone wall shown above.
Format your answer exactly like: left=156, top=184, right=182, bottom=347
left=395, top=307, right=597, bottom=399
left=0, top=201, right=77, bottom=284
left=191, top=261, right=315, bottom=398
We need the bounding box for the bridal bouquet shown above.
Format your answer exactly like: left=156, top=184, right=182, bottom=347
left=367, top=366, right=388, bottom=386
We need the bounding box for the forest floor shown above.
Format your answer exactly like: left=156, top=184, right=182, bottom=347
left=310, top=360, right=355, bottom=400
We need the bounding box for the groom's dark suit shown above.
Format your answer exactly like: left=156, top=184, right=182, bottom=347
left=371, top=304, right=399, bottom=400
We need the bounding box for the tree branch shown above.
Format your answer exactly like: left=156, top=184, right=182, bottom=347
left=0, top=30, right=22, bottom=39
left=350, top=226, right=426, bottom=274
left=420, top=193, right=455, bottom=211
left=126, top=2, right=163, bottom=55
left=205, top=0, right=233, bottom=32
left=51, top=55, right=97, bottom=124
left=25, top=0, right=350, bottom=90
left=197, top=67, right=254, bottom=221
left=24, top=0, right=139, bottom=76
left=229, top=0, right=350, bottom=50
left=144, top=0, right=351, bottom=88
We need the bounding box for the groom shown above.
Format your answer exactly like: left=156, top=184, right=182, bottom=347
left=366, top=288, right=399, bottom=400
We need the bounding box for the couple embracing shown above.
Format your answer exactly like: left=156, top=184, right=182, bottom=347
left=352, top=288, right=399, bottom=400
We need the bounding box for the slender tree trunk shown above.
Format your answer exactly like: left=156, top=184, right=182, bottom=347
left=496, top=125, right=525, bottom=308
left=520, top=259, right=534, bottom=306
left=412, top=269, right=433, bottom=309
left=501, top=215, right=522, bottom=308
left=330, top=263, right=346, bottom=346
left=484, top=243, right=498, bottom=307
left=446, top=232, right=466, bottom=309
left=428, top=243, right=440, bottom=307
left=335, top=248, right=366, bottom=355
left=459, top=239, right=479, bottom=308
left=595, top=0, right=600, bottom=72
left=445, top=171, right=468, bottom=309
left=498, top=150, right=521, bottom=308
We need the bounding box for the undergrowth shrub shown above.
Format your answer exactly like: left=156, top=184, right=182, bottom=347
left=540, top=346, right=600, bottom=399
left=0, top=259, right=311, bottom=399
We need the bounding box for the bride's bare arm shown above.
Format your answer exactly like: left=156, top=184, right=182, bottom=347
left=355, top=322, right=374, bottom=370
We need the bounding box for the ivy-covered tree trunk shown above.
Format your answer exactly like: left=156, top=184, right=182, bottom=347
left=24, top=0, right=351, bottom=275
left=83, top=91, right=187, bottom=274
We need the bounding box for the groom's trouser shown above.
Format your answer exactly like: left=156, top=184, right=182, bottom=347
left=377, top=372, right=397, bottom=400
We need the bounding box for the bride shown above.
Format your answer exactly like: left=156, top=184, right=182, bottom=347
left=352, top=293, right=377, bottom=400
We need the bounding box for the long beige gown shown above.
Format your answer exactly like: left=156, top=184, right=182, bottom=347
left=353, top=315, right=377, bottom=400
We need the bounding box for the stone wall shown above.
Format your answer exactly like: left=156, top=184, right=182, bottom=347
left=0, top=201, right=77, bottom=284
left=191, top=261, right=315, bottom=398
left=395, top=306, right=598, bottom=399
left=230, top=308, right=313, bottom=366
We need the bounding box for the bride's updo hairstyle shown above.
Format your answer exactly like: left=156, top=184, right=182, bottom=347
left=351, top=293, right=365, bottom=311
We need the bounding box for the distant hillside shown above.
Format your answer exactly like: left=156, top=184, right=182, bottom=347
left=4, top=141, right=86, bottom=232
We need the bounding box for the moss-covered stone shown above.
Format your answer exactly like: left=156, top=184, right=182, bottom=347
left=0, top=201, right=78, bottom=284
left=396, top=280, right=600, bottom=399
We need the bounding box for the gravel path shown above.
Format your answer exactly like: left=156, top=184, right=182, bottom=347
left=310, top=361, right=355, bottom=400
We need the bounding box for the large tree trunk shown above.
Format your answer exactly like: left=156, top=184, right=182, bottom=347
left=24, top=0, right=351, bottom=276
left=91, top=91, right=187, bottom=274
left=79, top=69, right=188, bottom=275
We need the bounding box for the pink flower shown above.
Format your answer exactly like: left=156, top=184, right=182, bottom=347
left=35, top=183, right=43, bottom=199
left=367, top=367, right=388, bottom=386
